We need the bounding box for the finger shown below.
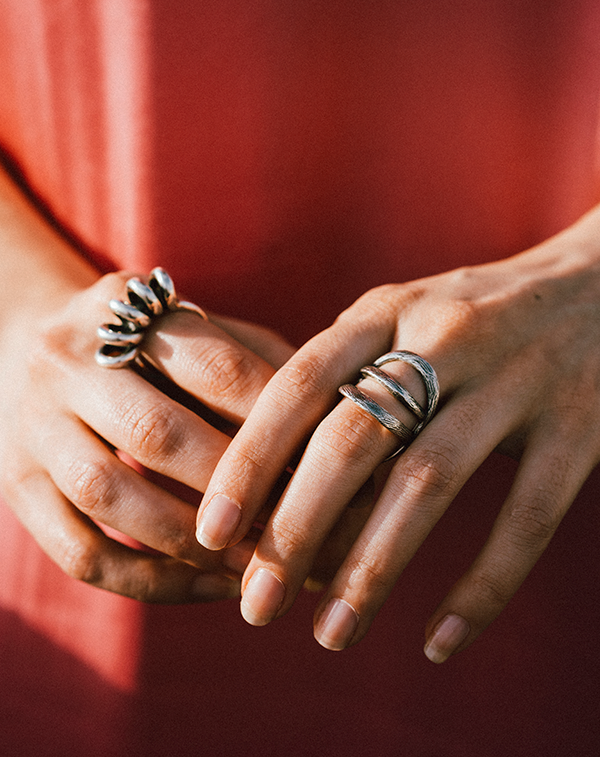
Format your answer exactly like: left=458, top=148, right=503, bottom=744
left=141, top=312, right=277, bottom=424
left=304, top=479, right=376, bottom=591
left=208, top=314, right=296, bottom=369
left=240, top=386, right=511, bottom=630
left=91, top=271, right=278, bottom=425
left=5, top=464, right=240, bottom=603
left=196, top=311, right=396, bottom=550
left=36, top=414, right=235, bottom=571
left=422, top=420, right=597, bottom=663
left=87, top=314, right=285, bottom=493
left=67, top=367, right=230, bottom=493
left=306, top=377, right=521, bottom=648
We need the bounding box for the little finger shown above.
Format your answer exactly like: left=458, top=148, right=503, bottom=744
left=423, top=421, right=598, bottom=663
left=5, top=466, right=239, bottom=603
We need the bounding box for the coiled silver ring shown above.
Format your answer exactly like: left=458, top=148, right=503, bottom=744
left=95, top=267, right=208, bottom=368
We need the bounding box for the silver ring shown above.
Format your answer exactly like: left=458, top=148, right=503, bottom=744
left=338, top=350, right=440, bottom=458
left=338, top=384, right=415, bottom=446
left=359, top=365, right=425, bottom=421
left=96, top=267, right=208, bottom=368
left=126, top=278, right=164, bottom=317
left=374, top=351, right=439, bottom=432
left=108, top=298, right=152, bottom=329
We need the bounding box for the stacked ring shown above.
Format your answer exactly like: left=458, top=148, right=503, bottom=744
left=95, top=267, right=208, bottom=368
left=339, top=350, right=440, bottom=457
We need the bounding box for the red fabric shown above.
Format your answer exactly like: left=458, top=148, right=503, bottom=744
left=1, top=2, right=600, bottom=755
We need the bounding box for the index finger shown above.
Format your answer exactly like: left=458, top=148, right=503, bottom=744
left=93, top=272, right=279, bottom=425
left=195, top=306, right=396, bottom=550
left=66, top=273, right=291, bottom=495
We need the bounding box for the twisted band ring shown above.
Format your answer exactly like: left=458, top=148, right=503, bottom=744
left=95, top=267, right=208, bottom=368
left=339, top=350, right=440, bottom=457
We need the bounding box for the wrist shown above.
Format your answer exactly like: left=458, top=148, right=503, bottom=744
left=0, top=167, right=99, bottom=336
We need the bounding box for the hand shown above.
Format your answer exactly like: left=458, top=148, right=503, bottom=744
left=197, top=206, right=600, bottom=658
left=0, top=263, right=296, bottom=602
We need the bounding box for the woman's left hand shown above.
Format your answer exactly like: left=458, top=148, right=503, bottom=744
left=196, top=206, right=600, bottom=661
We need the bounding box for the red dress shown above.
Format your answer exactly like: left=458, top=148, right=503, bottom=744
left=1, top=2, right=599, bottom=755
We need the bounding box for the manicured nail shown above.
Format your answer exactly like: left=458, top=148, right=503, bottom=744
left=196, top=494, right=241, bottom=550
left=314, top=598, right=359, bottom=651
left=424, top=614, right=470, bottom=663
left=240, top=568, right=286, bottom=626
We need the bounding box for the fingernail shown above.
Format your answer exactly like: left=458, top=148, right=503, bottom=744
left=196, top=494, right=242, bottom=550
left=314, top=598, right=359, bottom=651
left=424, top=614, right=470, bottom=663
left=240, top=568, right=286, bottom=626
left=192, top=574, right=241, bottom=601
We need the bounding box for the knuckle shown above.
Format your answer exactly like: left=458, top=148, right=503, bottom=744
left=268, top=517, right=307, bottom=563
left=91, top=271, right=134, bottom=303
left=195, top=345, right=258, bottom=398
left=505, top=494, right=559, bottom=549
left=59, top=538, right=104, bottom=585
left=437, top=300, right=482, bottom=343
left=342, top=284, right=401, bottom=319
left=27, top=325, right=72, bottom=379
left=123, top=560, right=196, bottom=604
left=345, top=553, right=391, bottom=597
left=274, top=354, right=333, bottom=407
left=118, top=561, right=162, bottom=602
left=400, top=438, right=462, bottom=503
left=160, top=527, right=199, bottom=564
left=227, top=442, right=272, bottom=478
left=316, top=411, right=385, bottom=465
left=468, top=569, right=514, bottom=611
left=129, top=579, right=167, bottom=604
left=121, top=400, right=184, bottom=460
left=63, top=458, right=117, bottom=519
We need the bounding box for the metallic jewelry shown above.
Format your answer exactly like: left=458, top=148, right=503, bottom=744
left=338, top=350, right=440, bottom=457
left=338, top=384, right=414, bottom=445
left=359, top=365, right=425, bottom=421
left=373, top=351, right=440, bottom=432
left=95, top=267, right=208, bottom=368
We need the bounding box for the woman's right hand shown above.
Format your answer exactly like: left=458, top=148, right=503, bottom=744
left=0, top=268, right=299, bottom=603
left=0, top=164, right=297, bottom=603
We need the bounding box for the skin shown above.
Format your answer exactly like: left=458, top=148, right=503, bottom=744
left=0, top=164, right=302, bottom=603
left=197, top=203, right=600, bottom=661
left=4, top=155, right=600, bottom=661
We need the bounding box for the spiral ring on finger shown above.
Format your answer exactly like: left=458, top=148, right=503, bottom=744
left=95, top=267, right=208, bottom=368
left=339, top=350, right=440, bottom=458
